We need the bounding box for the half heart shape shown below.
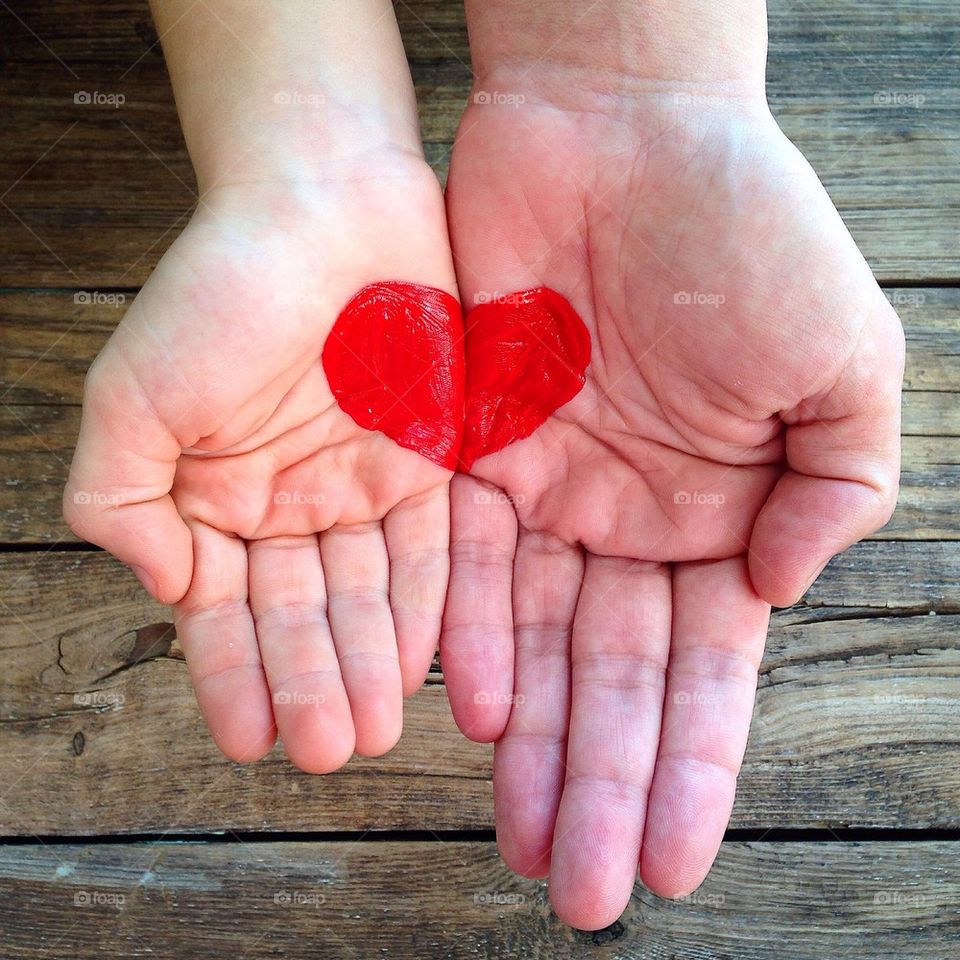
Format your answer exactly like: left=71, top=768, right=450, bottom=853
left=322, top=281, right=591, bottom=471
left=459, top=287, right=592, bottom=470
left=321, top=282, right=465, bottom=470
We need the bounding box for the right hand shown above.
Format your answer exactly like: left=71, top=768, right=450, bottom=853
left=441, top=53, right=904, bottom=927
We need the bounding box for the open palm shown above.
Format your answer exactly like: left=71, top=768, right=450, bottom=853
left=65, top=166, right=457, bottom=772
left=441, top=93, right=904, bottom=927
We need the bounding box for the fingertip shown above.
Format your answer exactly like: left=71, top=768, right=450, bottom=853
left=748, top=548, right=830, bottom=608
left=64, top=487, right=194, bottom=606
left=144, top=518, right=195, bottom=604
left=202, top=683, right=277, bottom=764
left=549, top=882, right=630, bottom=932
left=401, top=671, right=427, bottom=699
left=140, top=558, right=193, bottom=606
left=639, top=856, right=712, bottom=903
left=284, top=728, right=356, bottom=775
left=398, top=638, right=439, bottom=697
left=211, top=719, right=278, bottom=765
left=640, top=873, right=703, bottom=902
left=352, top=702, right=403, bottom=758
left=446, top=691, right=511, bottom=743
left=496, top=834, right=550, bottom=880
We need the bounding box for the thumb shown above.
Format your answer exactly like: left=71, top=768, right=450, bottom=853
left=63, top=351, right=193, bottom=604
left=748, top=303, right=905, bottom=607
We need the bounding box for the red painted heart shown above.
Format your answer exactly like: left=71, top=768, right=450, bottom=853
left=322, top=282, right=590, bottom=471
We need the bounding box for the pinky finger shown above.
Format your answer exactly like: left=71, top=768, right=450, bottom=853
left=174, top=521, right=277, bottom=763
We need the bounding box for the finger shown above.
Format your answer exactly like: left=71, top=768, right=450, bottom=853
left=248, top=535, right=355, bottom=774
left=749, top=306, right=904, bottom=606
left=320, top=521, right=403, bottom=757
left=440, top=474, right=518, bottom=742
left=173, top=521, right=275, bottom=762
left=494, top=529, right=583, bottom=878
left=640, top=556, right=770, bottom=898
left=383, top=485, right=450, bottom=697
left=549, top=556, right=672, bottom=930
left=63, top=354, right=192, bottom=603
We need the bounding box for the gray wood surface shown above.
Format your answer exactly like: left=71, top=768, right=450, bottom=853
left=1, top=0, right=958, bottom=954
left=0, top=0, right=958, bottom=284
left=1, top=545, right=957, bottom=834
left=1, top=841, right=958, bottom=959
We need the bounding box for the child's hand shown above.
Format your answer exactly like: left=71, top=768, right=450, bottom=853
left=66, top=168, right=456, bottom=772
left=440, top=3, right=904, bottom=926
left=64, top=1, right=458, bottom=772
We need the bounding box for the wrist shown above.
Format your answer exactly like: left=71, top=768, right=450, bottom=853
left=464, top=0, right=768, bottom=111
left=151, top=0, right=426, bottom=193
left=184, top=100, right=427, bottom=196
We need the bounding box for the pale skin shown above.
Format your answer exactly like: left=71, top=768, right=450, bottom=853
left=64, top=0, right=459, bottom=769
left=64, top=0, right=904, bottom=933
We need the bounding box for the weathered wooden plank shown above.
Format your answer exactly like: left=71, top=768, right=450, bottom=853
left=1, top=288, right=957, bottom=542
left=0, top=840, right=957, bottom=958
left=1, top=545, right=958, bottom=834
left=0, top=551, right=490, bottom=835
left=0, top=1, right=475, bottom=64
left=0, top=1, right=958, bottom=284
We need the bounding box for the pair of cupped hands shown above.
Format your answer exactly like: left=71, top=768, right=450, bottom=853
left=64, top=85, right=904, bottom=928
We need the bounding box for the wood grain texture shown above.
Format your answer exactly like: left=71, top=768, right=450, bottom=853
left=1, top=287, right=957, bottom=543
left=1, top=841, right=958, bottom=959
left=0, top=0, right=958, bottom=284
left=1, top=0, right=958, bottom=951
left=1, top=545, right=957, bottom=835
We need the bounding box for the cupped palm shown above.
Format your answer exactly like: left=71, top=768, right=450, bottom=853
left=441, top=89, right=903, bottom=928
left=66, top=164, right=458, bottom=772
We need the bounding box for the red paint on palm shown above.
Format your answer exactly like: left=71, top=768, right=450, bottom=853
left=459, top=287, right=591, bottom=470
left=322, top=282, right=590, bottom=471
left=322, top=282, right=465, bottom=470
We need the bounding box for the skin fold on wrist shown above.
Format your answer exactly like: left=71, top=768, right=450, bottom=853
left=463, top=0, right=770, bottom=111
